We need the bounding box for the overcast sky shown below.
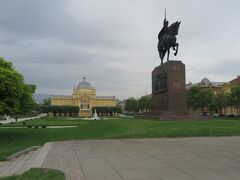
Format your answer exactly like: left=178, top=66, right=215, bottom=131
left=0, top=0, right=240, bottom=99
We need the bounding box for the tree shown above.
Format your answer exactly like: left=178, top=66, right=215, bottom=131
left=145, top=96, right=152, bottom=111
left=125, top=98, right=138, bottom=113
left=43, top=97, right=51, bottom=105
left=215, top=91, right=228, bottom=115
left=138, top=96, right=152, bottom=112
left=198, top=90, right=215, bottom=115
left=138, top=96, right=147, bottom=112
left=19, top=84, right=36, bottom=114
left=186, top=87, right=201, bottom=111
left=0, top=57, right=36, bottom=116
left=230, top=85, right=240, bottom=115
left=186, top=87, right=215, bottom=115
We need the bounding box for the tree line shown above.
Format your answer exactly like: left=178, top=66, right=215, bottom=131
left=124, top=86, right=240, bottom=116
left=124, top=96, right=152, bottom=113
left=187, top=86, right=240, bottom=115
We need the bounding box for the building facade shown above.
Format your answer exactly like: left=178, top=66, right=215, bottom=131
left=51, top=77, right=116, bottom=117
left=186, top=77, right=225, bottom=93
left=186, top=76, right=240, bottom=116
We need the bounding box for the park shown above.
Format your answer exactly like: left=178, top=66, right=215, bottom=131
left=1, top=117, right=240, bottom=179
left=1, top=1, right=240, bottom=180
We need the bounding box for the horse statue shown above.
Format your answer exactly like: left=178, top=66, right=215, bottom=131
left=157, top=17, right=181, bottom=65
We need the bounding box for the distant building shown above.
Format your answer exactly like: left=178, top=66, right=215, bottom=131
left=187, top=76, right=240, bottom=116
left=186, top=77, right=225, bottom=94
left=187, top=76, right=240, bottom=94
left=221, top=75, right=240, bottom=94
left=51, top=77, right=116, bottom=117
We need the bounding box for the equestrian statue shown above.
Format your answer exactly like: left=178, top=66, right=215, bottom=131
left=157, top=10, right=181, bottom=65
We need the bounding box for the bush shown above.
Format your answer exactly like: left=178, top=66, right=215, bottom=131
left=38, top=105, right=79, bottom=114
left=92, top=106, right=121, bottom=114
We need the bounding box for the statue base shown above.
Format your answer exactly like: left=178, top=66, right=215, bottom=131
left=145, top=60, right=189, bottom=119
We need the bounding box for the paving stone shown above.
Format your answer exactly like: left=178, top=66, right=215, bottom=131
left=1, top=137, right=240, bottom=180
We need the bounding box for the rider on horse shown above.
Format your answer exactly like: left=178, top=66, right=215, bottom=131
left=157, top=11, right=181, bottom=65
left=158, top=18, right=169, bottom=52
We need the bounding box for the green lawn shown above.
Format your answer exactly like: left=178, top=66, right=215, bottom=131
left=0, top=168, right=65, bottom=180
left=1, top=117, right=240, bottom=161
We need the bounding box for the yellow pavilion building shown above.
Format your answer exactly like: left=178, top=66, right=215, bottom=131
left=51, top=77, right=116, bottom=117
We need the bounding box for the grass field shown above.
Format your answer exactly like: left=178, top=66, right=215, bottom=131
left=0, top=117, right=240, bottom=161
left=0, top=168, right=65, bottom=180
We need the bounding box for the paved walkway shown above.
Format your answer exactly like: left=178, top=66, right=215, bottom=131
left=1, top=137, right=240, bottom=180
left=0, top=114, right=47, bottom=125
left=44, top=137, right=240, bottom=180
left=0, top=143, right=52, bottom=177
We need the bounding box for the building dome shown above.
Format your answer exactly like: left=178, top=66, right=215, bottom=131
left=201, top=77, right=211, bottom=85
left=77, top=77, right=92, bottom=89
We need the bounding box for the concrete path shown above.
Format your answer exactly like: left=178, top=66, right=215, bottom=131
left=0, top=142, right=52, bottom=177
left=0, top=113, right=47, bottom=125
left=43, top=137, right=240, bottom=180
left=1, top=137, right=240, bottom=180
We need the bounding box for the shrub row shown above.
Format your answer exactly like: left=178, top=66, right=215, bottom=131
left=39, top=105, right=80, bottom=113
left=92, top=106, right=122, bottom=114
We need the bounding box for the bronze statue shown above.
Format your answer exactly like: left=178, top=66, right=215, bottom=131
left=158, top=10, right=181, bottom=64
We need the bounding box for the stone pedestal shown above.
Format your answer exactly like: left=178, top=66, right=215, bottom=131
left=151, top=60, right=188, bottom=116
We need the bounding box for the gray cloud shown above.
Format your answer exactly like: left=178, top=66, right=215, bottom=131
left=0, top=0, right=240, bottom=99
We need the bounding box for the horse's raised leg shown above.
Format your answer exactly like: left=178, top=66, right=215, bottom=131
left=167, top=49, right=170, bottom=61
left=174, top=43, right=179, bottom=56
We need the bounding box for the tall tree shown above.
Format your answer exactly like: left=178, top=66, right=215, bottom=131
left=0, top=57, right=36, bottom=116
left=215, top=91, right=228, bottom=115
left=186, top=86, right=201, bottom=111
left=138, top=96, right=152, bottom=112
left=230, top=85, right=240, bottom=115
left=199, top=90, right=215, bottom=115
left=125, top=97, right=138, bottom=113
left=138, top=96, right=148, bottom=112
left=187, top=87, right=215, bottom=114
left=43, top=97, right=51, bottom=105
left=145, top=96, right=152, bottom=111
left=19, top=84, right=36, bottom=114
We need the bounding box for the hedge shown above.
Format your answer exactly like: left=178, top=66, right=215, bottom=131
left=92, top=106, right=122, bottom=114
left=39, top=105, right=79, bottom=114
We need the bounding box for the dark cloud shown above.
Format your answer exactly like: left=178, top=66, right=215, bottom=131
left=0, top=0, right=240, bottom=99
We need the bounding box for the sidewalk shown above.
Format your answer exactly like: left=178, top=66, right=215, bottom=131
left=1, top=137, right=240, bottom=180
left=0, top=114, right=47, bottom=125
left=0, top=143, right=52, bottom=177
